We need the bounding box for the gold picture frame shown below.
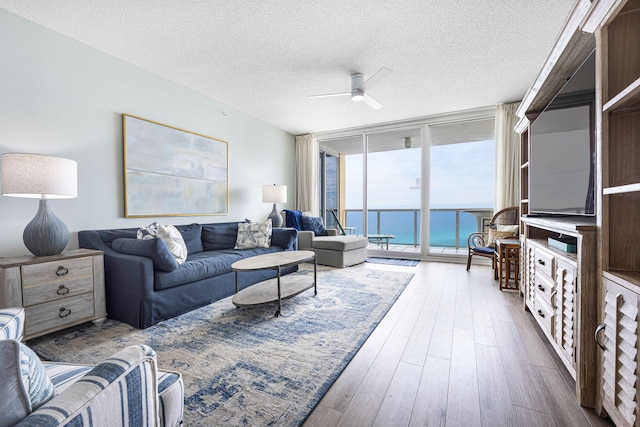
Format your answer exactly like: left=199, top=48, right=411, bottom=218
left=123, top=114, right=229, bottom=217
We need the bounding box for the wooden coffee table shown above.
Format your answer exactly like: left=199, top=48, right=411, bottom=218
left=231, top=250, right=317, bottom=317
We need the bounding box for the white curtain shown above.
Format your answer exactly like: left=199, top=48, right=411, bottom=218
left=295, top=133, right=319, bottom=215
left=494, top=103, right=520, bottom=212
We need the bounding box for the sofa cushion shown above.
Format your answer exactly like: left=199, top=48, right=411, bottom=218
left=112, top=238, right=179, bottom=272
left=234, top=219, right=272, bottom=249
left=202, top=223, right=239, bottom=250
left=155, top=247, right=281, bottom=290
left=300, top=215, right=328, bottom=236
left=313, top=235, right=369, bottom=251
left=175, top=223, right=203, bottom=254
left=271, top=228, right=297, bottom=250
left=98, top=229, right=138, bottom=247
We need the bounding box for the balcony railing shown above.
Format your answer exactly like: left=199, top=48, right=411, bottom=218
left=327, top=208, right=493, bottom=249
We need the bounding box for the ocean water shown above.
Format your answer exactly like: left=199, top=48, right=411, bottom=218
left=342, top=210, right=484, bottom=247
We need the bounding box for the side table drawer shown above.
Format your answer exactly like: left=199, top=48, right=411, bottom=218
left=22, top=257, right=94, bottom=306
left=24, top=292, right=95, bottom=337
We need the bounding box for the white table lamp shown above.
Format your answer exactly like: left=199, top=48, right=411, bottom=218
left=1, top=153, right=78, bottom=256
left=262, top=184, right=287, bottom=228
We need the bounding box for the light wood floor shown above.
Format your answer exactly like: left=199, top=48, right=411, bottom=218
left=303, top=261, right=614, bottom=427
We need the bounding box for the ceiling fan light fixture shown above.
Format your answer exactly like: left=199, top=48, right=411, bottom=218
left=351, top=89, right=364, bottom=101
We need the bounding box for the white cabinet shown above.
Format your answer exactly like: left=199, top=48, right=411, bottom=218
left=521, top=217, right=597, bottom=407
left=598, top=276, right=640, bottom=427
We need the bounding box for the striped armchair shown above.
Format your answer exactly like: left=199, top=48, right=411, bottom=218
left=0, top=308, right=183, bottom=427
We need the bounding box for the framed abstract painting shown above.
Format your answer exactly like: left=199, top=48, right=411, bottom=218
left=123, top=114, right=229, bottom=217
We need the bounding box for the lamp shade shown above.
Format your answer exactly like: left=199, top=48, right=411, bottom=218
left=1, top=153, right=77, bottom=199
left=262, top=185, right=287, bottom=204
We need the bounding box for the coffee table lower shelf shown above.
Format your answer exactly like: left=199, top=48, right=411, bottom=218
left=232, top=274, right=315, bottom=314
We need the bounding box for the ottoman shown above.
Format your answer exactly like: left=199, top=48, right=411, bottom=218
left=311, top=235, right=368, bottom=267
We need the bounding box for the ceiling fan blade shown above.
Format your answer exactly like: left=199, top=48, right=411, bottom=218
left=362, top=94, right=383, bottom=110
left=307, top=92, right=350, bottom=99
left=360, top=67, right=392, bottom=91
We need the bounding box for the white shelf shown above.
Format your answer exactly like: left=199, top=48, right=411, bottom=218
left=603, top=183, right=640, bottom=195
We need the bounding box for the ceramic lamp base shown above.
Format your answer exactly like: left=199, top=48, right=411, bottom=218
left=23, top=199, right=69, bottom=256
left=268, top=203, right=283, bottom=228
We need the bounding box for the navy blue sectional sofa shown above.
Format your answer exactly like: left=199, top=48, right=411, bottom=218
left=79, top=222, right=298, bottom=328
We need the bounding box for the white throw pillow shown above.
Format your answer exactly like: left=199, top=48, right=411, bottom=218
left=235, top=219, right=272, bottom=249
left=138, top=222, right=187, bottom=264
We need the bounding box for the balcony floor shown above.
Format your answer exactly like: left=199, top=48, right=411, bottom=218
left=367, top=243, right=468, bottom=256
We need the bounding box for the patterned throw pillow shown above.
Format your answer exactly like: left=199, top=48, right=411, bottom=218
left=486, top=225, right=519, bottom=248
left=19, top=343, right=56, bottom=410
left=234, top=219, right=272, bottom=249
left=138, top=222, right=188, bottom=264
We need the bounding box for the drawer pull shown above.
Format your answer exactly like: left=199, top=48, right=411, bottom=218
left=595, top=324, right=606, bottom=351
left=58, top=307, right=72, bottom=318
left=537, top=284, right=545, bottom=292
left=56, top=285, right=70, bottom=295
left=56, top=266, right=69, bottom=276
left=537, top=259, right=546, bottom=266
left=551, top=290, right=558, bottom=309
left=537, top=309, right=545, bottom=318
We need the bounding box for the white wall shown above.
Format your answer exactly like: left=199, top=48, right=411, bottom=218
left=0, top=10, right=295, bottom=257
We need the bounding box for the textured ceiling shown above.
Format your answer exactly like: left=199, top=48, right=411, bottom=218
left=0, top=1, right=578, bottom=135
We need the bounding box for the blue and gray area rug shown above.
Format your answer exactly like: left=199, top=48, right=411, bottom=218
left=28, top=265, right=414, bottom=426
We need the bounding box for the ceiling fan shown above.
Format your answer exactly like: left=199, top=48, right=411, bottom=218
left=308, top=67, right=392, bottom=110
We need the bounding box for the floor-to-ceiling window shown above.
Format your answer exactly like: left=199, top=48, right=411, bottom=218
left=428, top=119, right=495, bottom=256
left=319, top=151, right=339, bottom=228
left=317, top=108, right=495, bottom=260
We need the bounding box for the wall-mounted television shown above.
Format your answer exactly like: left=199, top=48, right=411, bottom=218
left=529, top=51, right=595, bottom=216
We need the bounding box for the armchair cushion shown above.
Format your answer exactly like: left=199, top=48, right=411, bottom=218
left=300, top=216, right=328, bottom=236
left=0, top=307, right=25, bottom=340
left=17, top=345, right=160, bottom=427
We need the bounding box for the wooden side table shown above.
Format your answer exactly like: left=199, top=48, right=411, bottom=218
left=0, top=249, right=106, bottom=339
left=494, top=239, right=520, bottom=291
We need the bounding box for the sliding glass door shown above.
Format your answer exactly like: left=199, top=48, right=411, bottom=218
left=317, top=112, right=494, bottom=260
left=319, top=128, right=422, bottom=256
left=427, top=119, right=495, bottom=256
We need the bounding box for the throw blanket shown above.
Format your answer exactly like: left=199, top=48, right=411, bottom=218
left=284, top=209, right=303, bottom=230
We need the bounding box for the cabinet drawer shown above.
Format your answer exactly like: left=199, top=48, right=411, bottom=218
left=534, top=273, right=556, bottom=308
left=22, top=257, right=94, bottom=306
left=24, top=292, right=95, bottom=337
left=534, top=294, right=555, bottom=336
left=534, top=247, right=555, bottom=280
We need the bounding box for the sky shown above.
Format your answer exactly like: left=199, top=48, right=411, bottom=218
left=345, top=139, right=494, bottom=210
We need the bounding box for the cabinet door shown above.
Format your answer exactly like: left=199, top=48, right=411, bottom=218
left=554, top=259, right=576, bottom=369
left=600, top=277, right=640, bottom=427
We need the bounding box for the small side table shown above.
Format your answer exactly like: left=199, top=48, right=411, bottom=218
left=0, top=249, right=106, bottom=339
left=494, top=239, right=520, bottom=291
